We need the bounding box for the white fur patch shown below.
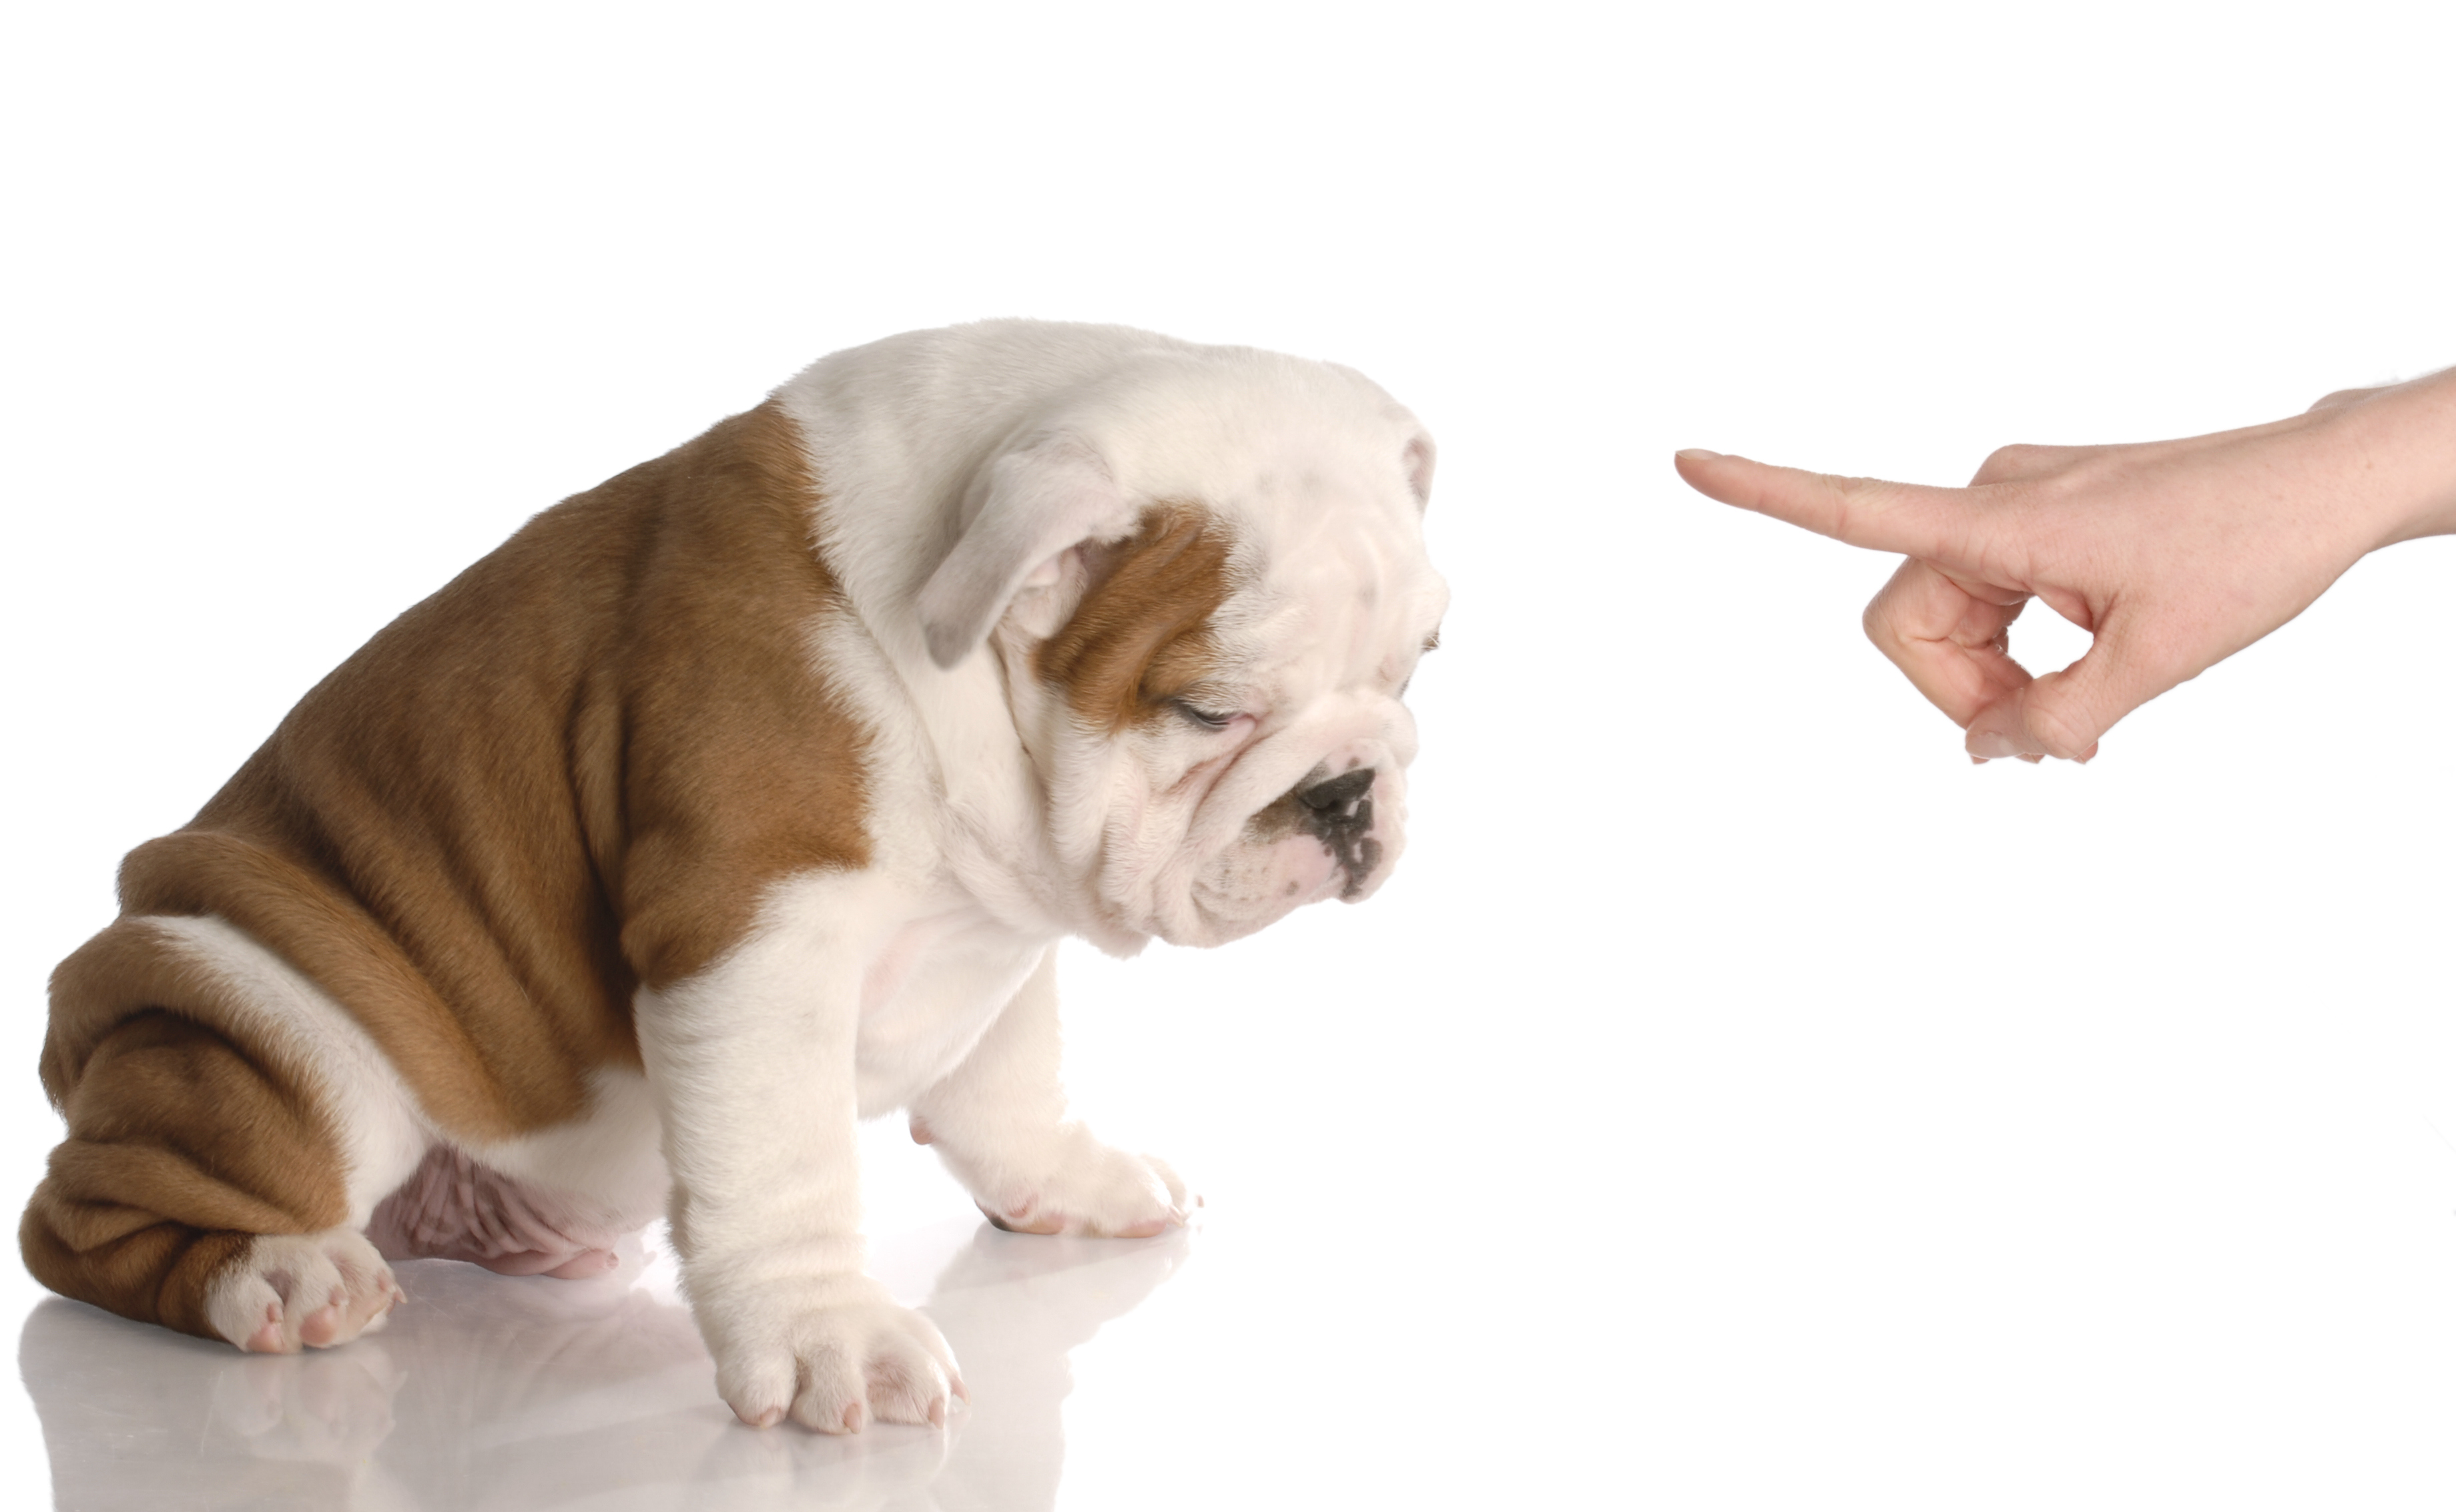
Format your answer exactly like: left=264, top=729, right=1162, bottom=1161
left=463, top=1067, right=671, bottom=1234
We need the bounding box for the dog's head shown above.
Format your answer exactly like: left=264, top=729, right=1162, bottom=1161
left=916, top=347, right=1445, bottom=950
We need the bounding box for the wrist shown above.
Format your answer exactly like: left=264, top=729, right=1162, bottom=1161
left=2334, top=366, right=2456, bottom=548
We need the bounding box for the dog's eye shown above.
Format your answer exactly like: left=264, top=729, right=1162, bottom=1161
left=1173, top=701, right=1239, bottom=731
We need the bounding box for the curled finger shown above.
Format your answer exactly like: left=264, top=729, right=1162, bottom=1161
left=1861, top=556, right=2034, bottom=729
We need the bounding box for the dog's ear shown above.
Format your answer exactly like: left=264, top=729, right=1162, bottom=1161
left=1402, top=432, right=1436, bottom=510
left=918, top=434, right=1137, bottom=669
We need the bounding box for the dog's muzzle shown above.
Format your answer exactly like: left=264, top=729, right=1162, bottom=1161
left=1293, top=767, right=1379, bottom=900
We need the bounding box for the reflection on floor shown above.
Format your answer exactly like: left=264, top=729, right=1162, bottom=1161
left=22, top=1217, right=1188, bottom=1511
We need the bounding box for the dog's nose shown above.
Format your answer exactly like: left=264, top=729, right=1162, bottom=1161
left=1297, top=768, right=1375, bottom=821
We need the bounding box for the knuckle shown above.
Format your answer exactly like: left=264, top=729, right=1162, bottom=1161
left=1971, top=444, right=2056, bottom=488
left=1859, top=594, right=1892, bottom=649
left=2022, top=697, right=2096, bottom=759
left=1820, top=471, right=1882, bottom=535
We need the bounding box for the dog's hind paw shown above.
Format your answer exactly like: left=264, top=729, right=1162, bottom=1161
left=205, top=1227, right=405, bottom=1354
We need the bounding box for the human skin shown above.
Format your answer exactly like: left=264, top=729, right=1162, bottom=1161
left=1674, top=366, right=2456, bottom=762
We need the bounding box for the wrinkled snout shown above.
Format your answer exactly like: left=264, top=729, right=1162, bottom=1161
left=1172, top=722, right=1414, bottom=947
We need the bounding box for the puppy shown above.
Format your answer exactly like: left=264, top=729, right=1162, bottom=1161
left=23, top=320, right=1446, bottom=1432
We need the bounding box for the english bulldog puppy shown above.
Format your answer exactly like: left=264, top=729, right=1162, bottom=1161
left=24, top=320, right=1446, bottom=1433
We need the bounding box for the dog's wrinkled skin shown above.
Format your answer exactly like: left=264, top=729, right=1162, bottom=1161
left=986, top=464, right=1438, bottom=950
left=23, top=322, right=1445, bottom=1435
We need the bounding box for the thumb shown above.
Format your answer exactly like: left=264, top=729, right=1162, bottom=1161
left=1963, top=637, right=2161, bottom=762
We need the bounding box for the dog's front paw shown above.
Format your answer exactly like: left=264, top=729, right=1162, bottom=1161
left=703, top=1276, right=962, bottom=1433
left=919, top=1121, right=1192, bottom=1238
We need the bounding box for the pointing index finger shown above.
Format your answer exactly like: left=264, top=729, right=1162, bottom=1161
left=1674, top=448, right=1970, bottom=560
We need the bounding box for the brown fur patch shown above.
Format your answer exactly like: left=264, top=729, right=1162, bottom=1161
left=25, top=921, right=347, bottom=1340
left=1035, top=502, right=1235, bottom=733
left=51, top=398, right=872, bottom=1148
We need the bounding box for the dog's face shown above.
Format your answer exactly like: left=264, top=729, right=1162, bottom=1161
left=916, top=352, right=1445, bottom=949
left=1019, top=484, right=1444, bottom=949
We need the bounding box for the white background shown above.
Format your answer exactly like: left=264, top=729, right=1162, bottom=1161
left=6, top=2, right=2456, bottom=1506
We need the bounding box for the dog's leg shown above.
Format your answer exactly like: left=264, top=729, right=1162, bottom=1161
left=906, top=948, right=1191, bottom=1238
left=21, top=1008, right=404, bottom=1352
left=27, top=915, right=427, bottom=1353
left=633, top=885, right=959, bottom=1433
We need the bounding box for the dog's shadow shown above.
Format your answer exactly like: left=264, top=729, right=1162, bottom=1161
left=19, top=1218, right=1189, bottom=1511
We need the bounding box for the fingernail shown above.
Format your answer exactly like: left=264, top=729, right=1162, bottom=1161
left=1969, top=755, right=1989, bottom=766
left=1675, top=448, right=1721, bottom=462
left=1968, top=731, right=2025, bottom=759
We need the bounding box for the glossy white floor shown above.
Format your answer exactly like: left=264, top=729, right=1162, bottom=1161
left=17, top=1183, right=1185, bottom=1512
left=17, top=963, right=2456, bottom=1511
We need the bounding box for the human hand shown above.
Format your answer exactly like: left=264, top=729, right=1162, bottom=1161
left=1675, top=369, right=2456, bottom=761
